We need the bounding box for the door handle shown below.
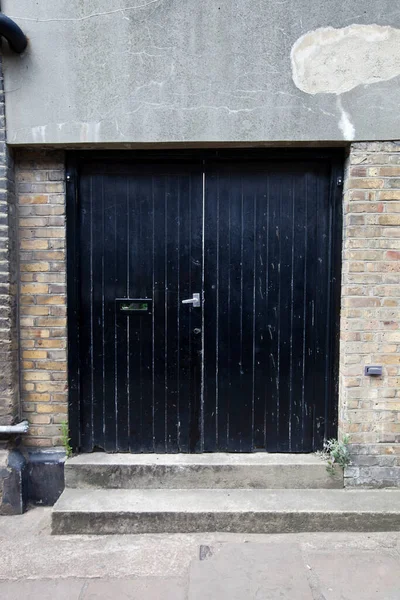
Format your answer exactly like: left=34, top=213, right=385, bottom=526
left=182, top=293, right=200, bottom=307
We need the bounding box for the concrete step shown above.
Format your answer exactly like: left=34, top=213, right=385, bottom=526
left=51, top=488, right=400, bottom=535
left=64, top=453, right=343, bottom=490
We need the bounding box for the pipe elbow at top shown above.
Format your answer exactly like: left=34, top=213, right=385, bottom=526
left=0, top=13, right=27, bottom=54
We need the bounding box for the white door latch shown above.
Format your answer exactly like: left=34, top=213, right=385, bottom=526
left=182, top=293, right=200, bottom=307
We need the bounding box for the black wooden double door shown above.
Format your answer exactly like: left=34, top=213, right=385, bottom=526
left=70, top=152, right=341, bottom=453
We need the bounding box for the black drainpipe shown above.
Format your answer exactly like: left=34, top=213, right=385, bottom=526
left=0, top=13, right=27, bottom=53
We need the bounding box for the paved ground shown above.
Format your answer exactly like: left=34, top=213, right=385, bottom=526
left=1, top=507, right=400, bottom=598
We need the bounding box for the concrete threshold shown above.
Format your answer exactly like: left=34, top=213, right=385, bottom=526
left=52, top=488, right=400, bottom=535
left=65, top=453, right=343, bottom=489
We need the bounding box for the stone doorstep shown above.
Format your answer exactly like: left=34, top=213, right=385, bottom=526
left=52, top=488, right=400, bottom=535
left=64, top=453, right=343, bottom=490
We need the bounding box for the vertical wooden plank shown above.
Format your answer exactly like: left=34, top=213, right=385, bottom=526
left=138, top=175, right=154, bottom=452
left=203, top=169, right=218, bottom=451
left=66, top=159, right=81, bottom=452
left=128, top=173, right=145, bottom=451
left=188, top=168, right=203, bottom=453
left=313, top=165, right=331, bottom=450
left=151, top=173, right=167, bottom=452
left=238, top=170, right=256, bottom=451
left=225, top=173, right=245, bottom=451
left=114, top=177, right=129, bottom=451
left=102, top=175, right=118, bottom=451
left=177, top=172, right=202, bottom=451
left=289, top=171, right=307, bottom=452
left=165, top=175, right=179, bottom=452
left=326, top=159, right=343, bottom=440
left=264, top=172, right=280, bottom=452
left=276, top=171, right=292, bottom=452
left=302, top=169, right=318, bottom=452
left=177, top=174, right=190, bottom=452
left=91, top=174, right=106, bottom=450
left=78, top=173, right=94, bottom=452
left=253, top=171, right=269, bottom=450
left=214, top=170, right=231, bottom=452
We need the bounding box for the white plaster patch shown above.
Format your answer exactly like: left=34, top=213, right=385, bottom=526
left=31, top=125, right=47, bottom=143
left=291, top=24, right=400, bottom=95
left=337, top=97, right=355, bottom=141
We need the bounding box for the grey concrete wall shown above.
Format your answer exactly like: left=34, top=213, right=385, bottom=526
left=2, top=0, right=400, bottom=145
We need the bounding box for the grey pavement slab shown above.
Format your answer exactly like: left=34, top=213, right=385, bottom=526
left=189, top=543, right=314, bottom=600
left=188, top=541, right=400, bottom=600
left=83, top=577, right=186, bottom=599
left=0, top=578, right=187, bottom=600
left=304, top=550, right=400, bottom=600
left=0, top=579, right=85, bottom=600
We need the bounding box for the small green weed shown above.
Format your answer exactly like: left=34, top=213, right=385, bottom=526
left=320, top=435, right=351, bottom=475
left=61, top=421, right=73, bottom=458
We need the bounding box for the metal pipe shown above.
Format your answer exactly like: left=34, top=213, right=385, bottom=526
left=0, top=14, right=28, bottom=54
left=0, top=420, right=29, bottom=434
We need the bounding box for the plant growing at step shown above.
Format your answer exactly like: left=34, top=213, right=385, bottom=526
left=61, top=421, right=73, bottom=458
left=321, top=435, right=351, bottom=475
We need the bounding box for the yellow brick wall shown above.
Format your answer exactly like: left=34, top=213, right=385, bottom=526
left=17, top=150, right=67, bottom=447
left=340, top=142, right=400, bottom=486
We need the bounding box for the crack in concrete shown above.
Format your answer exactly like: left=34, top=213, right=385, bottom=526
left=9, top=0, right=165, bottom=23
left=78, top=580, right=89, bottom=600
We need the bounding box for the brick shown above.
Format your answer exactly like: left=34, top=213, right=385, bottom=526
left=342, top=297, right=381, bottom=307
left=23, top=371, right=51, bottom=381
left=29, top=415, right=51, bottom=424
left=52, top=394, right=67, bottom=402
left=35, top=273, right=65, bottom=283
left=21, top=283, right=48, bottom=294
left=347, top=203, right=384, bottom=214
left=20, top=217, right=48, bottom=228
left=384, top=178, right=400, bottom=189
left=36, top=339, right=65, bottom=348
left=384, top=203, right=400, bottom=213
left=347, top=178, right=384, bottom=189
left=20, top=262, right=50, bottom=272
left=36, top=295, right=65, bottom=305
left=30, top=205, right=65, bottom=216
left=25, top=393, right=50, bottom=402
left=22, top=350, right=47, bottom=359
left=27, top=438, right=52, bottom=447
left=41, top=361, right=67, bottom=371
left=21, top=274, right=34, bottom=283
left=35, top=382, right=67, bottom=393
left=20, top=239, right=48, bottom=250
left=19, top=194, right=48, bottom=204
left=351, top=167, right=368, bottom=177
left=379, top=215, right=400, bottom=226
left=36, top=404, right=67, bottom=414
left=36, top=318, right=66, bottom=327
left=379, top=191, right=400, bottom=200
left=20, top=307, right=49, bottom=316
left=34, top=228, right=65, bottom=238
left=386, top=251, right=400, bottom=260
left=377, top=167, right=400, bottom=176
left=34, top=251, right=65, bottom=261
